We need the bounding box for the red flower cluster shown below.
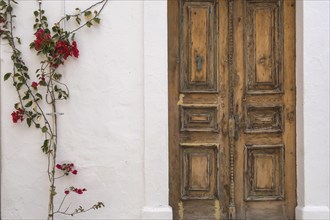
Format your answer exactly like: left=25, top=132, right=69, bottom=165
left=65, top=187, right=87, bottom=195
left=32, top=29, right=79, bottom=69
left=34, top=29, right=51, bottom=51
left=31, top=81, right=38, bottom=89
left=11, top=109, right=24, bottom=123
left=56, top=163, right=78, bottom=176
left=50, top=40, right=79, bottom=68
left=54, top=40, right=79, bottom=60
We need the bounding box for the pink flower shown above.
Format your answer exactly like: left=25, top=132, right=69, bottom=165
left=68, top=186, right=86, bottom=195
left=34, top=29, right=51, bottom=51
left=64, top=190, right=70, bottom=195
left=55, top=40, right=71, bottom=60
left=31, top=81, right=38, bottom=89
left=11, top=108, right=24, bottom=123
left=56, top=162, right=78, bottom=176
left=71, top=41, right=79, bottom=58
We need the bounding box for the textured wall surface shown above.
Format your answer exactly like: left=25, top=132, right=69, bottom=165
left=296, top=0, right=330, bottom=219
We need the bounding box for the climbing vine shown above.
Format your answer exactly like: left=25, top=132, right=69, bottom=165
left=0, top=0, right=108, bottom=219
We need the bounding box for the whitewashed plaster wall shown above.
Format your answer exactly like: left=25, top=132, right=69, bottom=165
left=0, top=0, right=329, bottom=220
left=295, top=0, right=330, bottom=219
left=1, top=0, right=170, bottom=219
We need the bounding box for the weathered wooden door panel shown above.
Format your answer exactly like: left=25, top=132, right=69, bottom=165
left=169, top=0, right=230, bottom=218
left=232, top=0, right=296, bottom=218
left=168, top=0, right=296, bottom=219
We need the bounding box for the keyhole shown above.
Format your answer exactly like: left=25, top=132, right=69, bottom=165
left=195, top=55, right=204, bottom=72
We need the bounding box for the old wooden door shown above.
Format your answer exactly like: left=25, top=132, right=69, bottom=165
left=168, top=0, right=296, bottom=219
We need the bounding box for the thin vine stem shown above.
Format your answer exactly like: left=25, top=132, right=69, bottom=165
left=6, top=0, right=53, bottom=135
left=69, top=0, right=108, bottom=34
left=57, top=0, right=107, bottom=24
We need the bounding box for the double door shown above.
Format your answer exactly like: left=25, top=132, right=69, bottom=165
left=168, top=0, right=296, bottom=219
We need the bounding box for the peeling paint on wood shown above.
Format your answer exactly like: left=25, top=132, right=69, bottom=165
left=215, top=200, right=221, bottom=220
left=177, top=94, right=185, bottom=105
left=178, top=201, right=184, bottom=220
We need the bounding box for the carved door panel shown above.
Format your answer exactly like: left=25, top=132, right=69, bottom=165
left=169, top=0, right=230, bottom=219
left=168, top=0, right=296, bottom=219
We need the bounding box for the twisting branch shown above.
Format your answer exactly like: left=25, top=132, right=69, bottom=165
left=69, top=0, right=108, bottom=34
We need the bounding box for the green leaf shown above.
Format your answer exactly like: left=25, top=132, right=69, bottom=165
left=75, top=17, right=81, bottom=25
left=22, top=93, right=30, bottom=100
left=44, top=28, right=50, bottom=34
left=41, top=126, right=48, bottom=133
left=23, top=72, right=30, bottom=79
left=53, top=73, right=62, bottom=80
left=0, top=1, right=7, bottom=7
left=94, top=17, right=100, bottom=24
left=25, top=101, right=33, bottom=108
left=16, top=37, right=21, bottom=44
left=27, top=118, right=32, bottom=127
left=86, top=21, right=92, bottom=28
left=30, top=42, right=35, bottom=49
left=33, top=11, right=38, bottom=17
left=84, top=11, right=92, bottom=17
left=14, top=103, right=20, bottom=109
left=16, top=83, right=23, bottom=90
left=39, top=80, right=47, bottom=86
left=41, top=139, right=49, bottom=153
left=35, top=93, right=42, bottom=100
left=66, top=15, right=70, bottom=21
left=4, top=72, right=11, bottom=81
left=35, top=123, right=40, bottom=128
left=17, top=76, right=24, bottom=82
left=71, top=33, right=76, bottom=41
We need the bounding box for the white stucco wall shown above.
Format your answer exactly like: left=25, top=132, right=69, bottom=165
left=0, top=0, right=329, bottom=219
left=295, top=0, right=330, bottom=219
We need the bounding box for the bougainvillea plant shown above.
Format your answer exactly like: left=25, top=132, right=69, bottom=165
left=0, top=0, right=108, bottom=219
